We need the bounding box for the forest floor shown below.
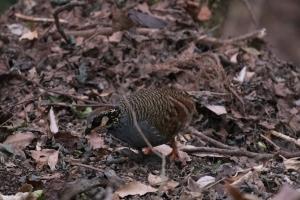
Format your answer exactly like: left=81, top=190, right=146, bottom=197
left=0, top=1, right=299, bottom=199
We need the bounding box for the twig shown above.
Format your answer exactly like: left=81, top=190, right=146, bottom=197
left=198, top=28, right=266, bottom=46
left=122, top=96, right=166, bottom=178
left=15, top=13, right=68, bottom=24
left=181, top=146, right=273, bottom=160
left=65, top=27, right=160, bottom=37
left=70, top=162, right=103, bottom=172
left=41, top=102, right=115, bottom=108
left=188, top=127, right=235, bottom=150
left=270, top=130, right=300, bottom=149
left=260, top=134, right=281, bottom=151
left=53, top=1, right=86, bottom=44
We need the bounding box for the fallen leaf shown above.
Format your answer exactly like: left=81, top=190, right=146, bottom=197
left=294, top=99, right=300, bottom=106
left=197, top=5, right=212, bottom=21
left=48, top=150, right=59, bottom=171
left=0, top=192, right=32, bottom=200
left=128, top=9, right=167, bottom=29
left=283, top=157, right=300, bottom=171
left=153, top=144, right=172, bottom=156
left=230, top=53, right=239, bottom=64
left=49, top=107, right=59, bottom=134
left=19, top=30, right=38, bottom=41
left=234, top=66, right=247, bottom=83
left=196, top=176, right=215, bottom=189
left=187, top=177, right=201, bottom=193
left=31, top=149, right=59, bottom=170
left=115, top=181, right=157, bottom=198
left=4, top=132, right=35, bottom=149
left=272, top=184, right=300, bottom=200
left=148, top=174, right=179, bottom=191
left=86, top=132, right=106, bottom=150
left=108, top=31, right=123, bottom=43
left=7, top=23, right=29, bottom=36
left=4, top=132, right=35, bottom=156
left=274, top=83, right=292, bottom=97
left=205, top=105, right=227, bottom=115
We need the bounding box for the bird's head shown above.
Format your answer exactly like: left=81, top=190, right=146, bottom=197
left=85, top=107, right=121, bottom=134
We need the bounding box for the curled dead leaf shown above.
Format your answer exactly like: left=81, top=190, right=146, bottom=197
left=19, top=30, right=38, bottom=41
left=115, top=181, right=157, bottom=198
left=31, top=149, right=59, bottom=171
left=85, top=132, right=106, bottom=150
left=49, top=107, right=59, bottom=134
left=205, top=105, right=227, bottom=115
left=148, top=173, right=179, bottom=191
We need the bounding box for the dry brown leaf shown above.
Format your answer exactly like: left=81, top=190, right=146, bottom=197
left=31, top=149, right=59, bottom=171
left=283, top=157, right=300, bottom=171
left=197, top=5, right=212, bottom=21
left=4, top=132, right=35, bottom=149
left=0, top=192, right=32, bottom=200
left=148, top=173, right=179, bottom=191
left=274, top=83, right=293, bottom=97
left=86, top=132, right=106, bottom=150
left=196, top=176, right=215, bottom=189
left=205, top=105, right=227, bottom=115
left=19, top=30, right=38, bottom=41
left=115, top=181, right=157, bottom=198
left=109, top=31, right=123, bottom=43
left=4, top=132, right=35, bottom=156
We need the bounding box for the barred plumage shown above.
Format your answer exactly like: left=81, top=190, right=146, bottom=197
left=86, top=88, right=196, bottom=149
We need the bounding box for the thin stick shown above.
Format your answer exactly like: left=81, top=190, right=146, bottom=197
left=181, top=146, right=273, bottom=160
left=260, top=134, right=281, bottom=151
left=188, top=127, right=235, bottom=150
left=270, top=130, right=300, bottom=149
left=53, top=1, right=85, bottom=44
left=71, top=162, right=103, bottom=172
left=15, top=13, right=68, bottom=24
left=41, top=102, right=115, bottom=108
left=198, top=28, right=266, bottom=46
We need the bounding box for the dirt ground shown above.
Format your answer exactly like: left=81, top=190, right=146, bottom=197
left=0, top=0, right=299, bottom=199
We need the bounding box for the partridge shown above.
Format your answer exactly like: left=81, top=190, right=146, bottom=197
left=85, top=87, right=196, bottom=160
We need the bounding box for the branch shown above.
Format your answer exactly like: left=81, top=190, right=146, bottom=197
left=188, top=127, right=235, bottom=150
left=53, top=1, right=85, bottom=44
left=197, top=28, right=266, bottom=46
left=181, top=146, right=273, bottom=160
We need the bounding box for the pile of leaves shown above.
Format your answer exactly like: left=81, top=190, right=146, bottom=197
left=0, top=0, right=299, bottom=199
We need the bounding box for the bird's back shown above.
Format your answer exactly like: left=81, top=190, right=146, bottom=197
left=111, top=88, right=196, bottom=148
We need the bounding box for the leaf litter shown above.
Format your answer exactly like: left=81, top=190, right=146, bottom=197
left=0, top=0, right=299, bottom=199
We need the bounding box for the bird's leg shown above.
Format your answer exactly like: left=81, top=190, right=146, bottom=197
left=168, top=137, right=179, bottom=161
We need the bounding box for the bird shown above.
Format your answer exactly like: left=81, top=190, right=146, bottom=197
left=85, top=87, right=196, bottom=161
